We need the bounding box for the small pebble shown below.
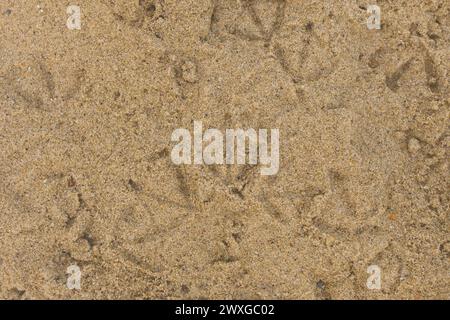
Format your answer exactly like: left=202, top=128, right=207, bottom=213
left=4, top=9, right=12, bottom=16
left=430, top=101, right=439, bottom=111
left=408, top=138, right=421, bottom=154
left=316, top=279, right=326, bottom=290
left=388, top=212, right=397, bottom=221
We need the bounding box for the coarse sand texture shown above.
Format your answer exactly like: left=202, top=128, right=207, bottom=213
left=0, top=0, right=449, bottom=299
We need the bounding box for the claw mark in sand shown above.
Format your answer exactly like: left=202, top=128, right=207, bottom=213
left=37, top=60, right=56, bottom=99
left=385, top=58, right=413, bottom=92
left=423, top=51, right=440, bottom=93
left=241, top=0, right=286, bottom=44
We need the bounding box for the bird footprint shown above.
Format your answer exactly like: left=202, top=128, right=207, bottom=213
left=1, top=57, right=86, bottom=110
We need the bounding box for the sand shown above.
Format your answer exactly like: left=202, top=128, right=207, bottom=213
left=0, top=0, right=448, bottom=299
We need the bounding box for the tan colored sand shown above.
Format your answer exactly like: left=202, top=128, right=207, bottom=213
left=0, top=0, right=448, bottom=299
